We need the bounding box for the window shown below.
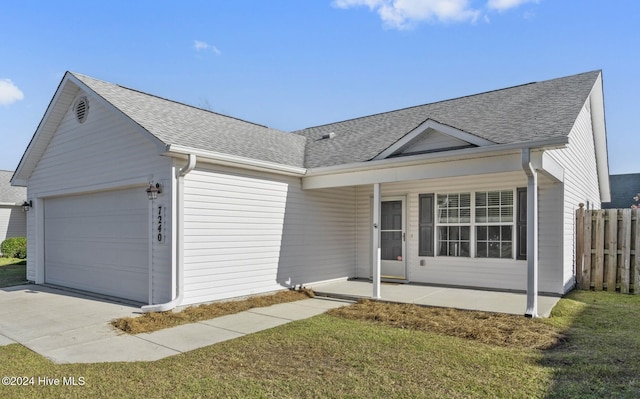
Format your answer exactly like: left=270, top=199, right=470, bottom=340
left=475, top=191, right=513, bottom=258
left=436, top=193, right=471, bottom=257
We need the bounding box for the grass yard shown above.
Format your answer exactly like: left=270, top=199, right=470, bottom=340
left=0, top=290, right=639, bottom=398
left=0, top=258, right=26, bottom=288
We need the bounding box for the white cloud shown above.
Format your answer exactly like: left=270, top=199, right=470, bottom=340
left=487, top=0, right=537, bottom=11
left=333, top=0, right=480, bottom=29
left=193, top=40, right=221, bottom=55
left=333, top=0, right=538, bottom=28
left=0, top=79, right=24, bottom=105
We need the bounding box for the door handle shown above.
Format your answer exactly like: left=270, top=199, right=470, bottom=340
left=403, top=232, right=406, bottom=241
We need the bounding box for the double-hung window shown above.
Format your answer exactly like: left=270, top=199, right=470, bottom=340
left=436, top=193, right=471, bottom=257
left=475, top=191, right=514, bottom=258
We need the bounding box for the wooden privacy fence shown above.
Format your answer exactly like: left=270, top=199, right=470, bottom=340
left=575, top=205, right=640, bottom=293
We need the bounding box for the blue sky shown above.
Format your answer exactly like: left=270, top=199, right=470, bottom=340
left=1, top=0, right=638, bottom=174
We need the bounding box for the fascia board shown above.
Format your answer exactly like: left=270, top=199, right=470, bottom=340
left=589, top=73, right=611, bottom=202
left=164, top=145, right=307, bottom=176
left=374, top=119, right=495, bottom=160
left=10, top=178, right=27, bottom=187
left=12, top=73, right=75, bottom=184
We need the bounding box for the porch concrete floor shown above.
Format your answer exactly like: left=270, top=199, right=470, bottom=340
left=309, top=279, right=561, bottom=317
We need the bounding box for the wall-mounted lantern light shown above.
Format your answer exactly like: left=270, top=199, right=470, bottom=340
left=22, top=200, right=32, bottom=212
left=146, top=182, right=162, bottom=200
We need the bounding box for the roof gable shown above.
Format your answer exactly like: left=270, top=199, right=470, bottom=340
left=13, top=72, right=308, bottom=184
left=71, top=73, right=307, bottom=168
left=294, top=70, right=602, bottom=168
left=374, top=119, right=494, bottom=159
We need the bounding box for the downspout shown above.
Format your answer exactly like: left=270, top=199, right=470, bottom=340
left=372, top=183, right=381, bottom=299
left=521, top=148, right=539, bottom=318
left=141, top=154, right=196, bottom=312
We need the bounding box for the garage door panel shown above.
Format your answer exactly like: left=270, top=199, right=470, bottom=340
left=45, top=188, right=149, bottom=303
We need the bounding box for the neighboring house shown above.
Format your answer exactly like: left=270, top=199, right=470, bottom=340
left=0, top=170, right=27, bottom=254
left=602, top=173, right=640, bottom=209
left=11, top=70, right=610, bottom=316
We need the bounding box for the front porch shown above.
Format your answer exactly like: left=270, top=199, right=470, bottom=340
left=309, top=279, right=561, bottom=317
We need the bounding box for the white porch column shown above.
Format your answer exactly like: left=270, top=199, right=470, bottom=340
left=522, top=149, right=539, bottom=318
left=372, top=183, right=381, bottom=299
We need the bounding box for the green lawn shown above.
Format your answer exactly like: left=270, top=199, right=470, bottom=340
left=0, top=290, right=638, bottom=398
left=0, top=258, right=26, bottom=288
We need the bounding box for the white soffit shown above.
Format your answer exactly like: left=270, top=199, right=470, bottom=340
left=374, top=119, right=495, bottom=160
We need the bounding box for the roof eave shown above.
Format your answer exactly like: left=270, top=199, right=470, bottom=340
left=589, top=72, right=611, bottom=203
left=164, top=145, right=307, bottom=176
left=306, top=136, right=569, bottom=177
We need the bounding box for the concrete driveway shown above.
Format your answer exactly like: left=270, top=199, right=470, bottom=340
left=0, top=284, right=176, bottom=363
left=0, top=284, right=349, bottom=364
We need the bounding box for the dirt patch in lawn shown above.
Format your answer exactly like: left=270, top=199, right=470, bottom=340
left=327, top=299, right=564, bottom=350
left=112, top=288, right=315, bottom=334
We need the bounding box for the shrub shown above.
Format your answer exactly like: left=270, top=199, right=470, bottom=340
left=0, top=237, right=27, bottom=259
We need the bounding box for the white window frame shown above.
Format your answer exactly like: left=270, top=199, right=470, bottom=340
left=475, top=190, right=515, bottom=259
left=432, top=190, right=517, bottom=259
left=435, top=193, right=471, bottom=257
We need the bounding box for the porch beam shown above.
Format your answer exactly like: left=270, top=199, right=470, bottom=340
left=303, top=153, right=524, bottom=189
left=522, top=148, right=539, bottom=318
left=372, top=183, right=381, bottom=299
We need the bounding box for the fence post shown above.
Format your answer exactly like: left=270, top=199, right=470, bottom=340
left=620, top=209, right=632, bottom=293
left=576, top=204, right=585, bottom=288
left=633, top=209, right=640, bottom=294
left=582, top=209, right=593, bottom=289
left=594, top=211, right=605, bottom=290
left=606, top=209, right=618, bottom=291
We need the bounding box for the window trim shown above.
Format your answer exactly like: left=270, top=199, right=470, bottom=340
left=419, top=189, right=526, bottom=260
left=435, top=192, right=472, bottom=257
left=474, top=190, right=515, bottom=259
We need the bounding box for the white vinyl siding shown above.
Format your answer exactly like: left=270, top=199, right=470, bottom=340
left=25, top=90, right=173, bottom=303
left=546, top=98, right=602, bottom=292
left=182, top=164, right=355, bottom=305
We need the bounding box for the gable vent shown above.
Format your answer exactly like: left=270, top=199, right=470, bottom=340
left=74, top=96, right=89, bottom=124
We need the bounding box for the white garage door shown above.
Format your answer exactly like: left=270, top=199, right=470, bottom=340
left=44, top=188, right=149, bottom=303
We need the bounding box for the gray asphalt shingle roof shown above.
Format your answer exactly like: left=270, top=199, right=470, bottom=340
left=0, top=170, right=25, bottom=203
left=72, top=73, right=307, bottom=168
left=293, top=70, right=601, bottom=168
left=602, top=173, right=640, bottom=209
left=70, top=70, right=600, bottom=170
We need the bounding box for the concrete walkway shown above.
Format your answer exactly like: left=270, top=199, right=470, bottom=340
left=0, top=285, right=351, bottom=364
left=309, top=279, right=561, bottom=317
left=0, top=281, right=562, bottom=364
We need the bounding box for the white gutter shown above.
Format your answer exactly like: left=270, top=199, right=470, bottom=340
left=522, top=148, right=539, bottom=318
left=164, top=145, right=306, bottom=176
left=141, top=154, right=196, bottom=313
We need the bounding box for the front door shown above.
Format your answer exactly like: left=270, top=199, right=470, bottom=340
left=380, top=197, right=406, bottom=280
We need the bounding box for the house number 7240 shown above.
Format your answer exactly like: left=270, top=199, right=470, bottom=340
left=156, top=205, right=166, bottom=243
